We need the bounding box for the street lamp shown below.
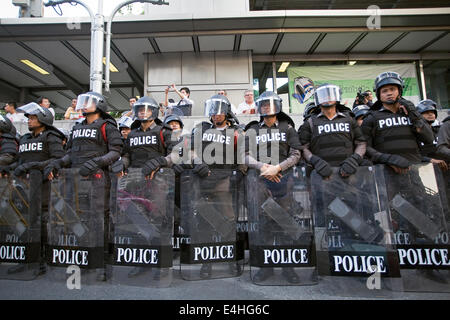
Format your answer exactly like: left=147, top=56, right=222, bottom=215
left=44, top=0, right=169, bottom=95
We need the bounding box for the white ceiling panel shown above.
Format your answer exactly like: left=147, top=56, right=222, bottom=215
left=277, top=33, right=321, bottom=54
left=424, top=33, right=450, bottom=52
left=113, top=38, right=153, bottom=78
left=314, top=32, right=361, bottom=53
left=351, top=31, right=404, bottom=53
left=198, top=35, right=234, bottom=52
left=23, top=40, right=90, bottom=84
left=240, top=33, right=278, bottom=54
left=388, top=31, right=446, bottom=52
left=155, top=36, right=193, bottom=52
left=0, top=42, right=64, bottom=86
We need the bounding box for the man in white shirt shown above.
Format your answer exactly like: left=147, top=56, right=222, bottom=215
left=38, top=97, right=55, bottom=117
left=164, top=84, right=194, bottom=115
left=4, top=101, right=27, bottom=123
left=235, top=90, right=256, bottom=115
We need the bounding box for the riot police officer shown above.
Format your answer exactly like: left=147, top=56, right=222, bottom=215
left=0, top=115, right=18, bottom=176
left=117, top=116, right=133, bottom=140
left=416, top=99, right=447, bottom=170
left=244, top=91, right=303, bottom=283
left=361, top=72, right=434, bottom=173
left=352, top=104, right=370, bottom=127
left=303, top=101, right=319, bottom=122
left=298, top=84, right=367, bottom=179
left=186, top=94, right=245, bottom=279
left=11, top=103, right=66, bottom=275
left=44, top=91, right=123, bottom=281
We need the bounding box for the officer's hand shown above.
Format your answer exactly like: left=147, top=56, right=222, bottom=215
left=388, top=165, right=410, bottom=175
left=385, top=154, right=410, bottom=169
left=431, top=158, right=448, bottom=171
left=193, top=163, right=210, bottom=178
left=44, top=161, right=61, bottom=181
left=110, top=159, right=124, bottom=174
left=172, top=164, right=185, bottom=175
left=142, top=157, right=167, bottom=177
left=79, top=159, right=99, bottom=177
left=310, top=155, right=333, bottom=178
left=13, top=164, right=28, bottom=177
left=398, top=98, right=415, bottom=114
left=339, top=154, right=362, bottom=177
left=260, top=164, right=282, bottom=183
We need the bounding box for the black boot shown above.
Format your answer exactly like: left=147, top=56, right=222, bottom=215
left=282, top=267, right=300, bottom=284
left=200, top=264, right=212, bottom=279
left=253, top=268, right=274, bottom=282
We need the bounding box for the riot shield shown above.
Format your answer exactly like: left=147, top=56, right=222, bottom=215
left=179, top=169, right=244, bottom=280
left=46, top=168, right=106, bottom=285
left=247, top=166, right=317, bottom=286
left=0, top=170, right=42, bottom=280
left=384, top=163, right=450, bottom=292
left=311, top=165, right=403, bottom=297
left=109, top=167, right=174, bottom=288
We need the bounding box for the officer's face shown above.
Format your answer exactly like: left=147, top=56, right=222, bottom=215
left=120, top=127, right=131, bottom=139
left=421, top=110, right=436, bottom=122
left=168, top=120, right=181, bottom=130
left=379, top=85, right=399, bottom=103
left=137, top=107, right=153, bottom=120
left=27, top=115, right=42, bottom=131
left=212, top=114, right=226, bottom=126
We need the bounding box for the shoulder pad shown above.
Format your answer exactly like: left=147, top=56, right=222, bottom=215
left=244, top=120, right=260, bottom=132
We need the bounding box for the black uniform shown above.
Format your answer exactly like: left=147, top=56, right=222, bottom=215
left=437, top=116, right=450, bottom=162
left=0, top=131, right=18, bottom=167
left=298, top=107, right=367, bottom=169
left=361, top=101, right=434, bottom=165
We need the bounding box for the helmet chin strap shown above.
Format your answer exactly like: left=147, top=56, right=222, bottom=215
left=381, top=96, right=400, bottom=105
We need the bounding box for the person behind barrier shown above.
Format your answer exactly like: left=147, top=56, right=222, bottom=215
left=244, top=91, right=302, bottom=283
left=298, top=83, right=367, bottom=179
left=10, top=103, right=66, bottom=275
left=415, top=99, right=447, bottom=171
left=361, top=71, right=434, bottom=174
left=44, top=91, right=123, bottom=281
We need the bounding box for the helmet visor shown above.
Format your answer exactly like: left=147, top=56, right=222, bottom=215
left=133, top=103, right=159, bottom=121
left=16, top=102, right=47, bottom=117
left=314, top=85, right=341, bottom=107
left=256, top=96, right=282, bottom=116
left=164, top=106, right=184, bottom=118
left=204, top=98, right=230, bottom=117
left=75, top=93, right=101, bottom=113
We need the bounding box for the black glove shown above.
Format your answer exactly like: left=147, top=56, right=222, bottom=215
left=110, top=159, right=124, bottom=174
left=172, top=164, right=185, bottom=175
left=79, top=159, right=100, bottom=176
left=0, top=165, right=11, bottom=176
left=339, top=154, right=362, bottom=176
left=13, top=161, right=41, bottom=177
left=43, top=160, right=61, bottom=179
left=375, top=153, right=410, bottom=169
left=310, top=155, right=333, bottom=178
left=142, top=157, right=168, bottom=176
left=193, top=163, right=210, bottom=178
left=399, top=98, right=420, bottom=121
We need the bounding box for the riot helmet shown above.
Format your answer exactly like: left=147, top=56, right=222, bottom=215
left=374, top=71, right=404, bottom=101
left=0, top=115, right=13, bottom=133
left=314, top=84, right=341, bottom=108
left=117, top=116, right=133, bottom=129
left=163, top=107, right=184, bottom=129
left=416, top=99, right=438, bottom=117
left=75, top=91, right=108, bottom=116
left=204, top=94, right=231, bottom=117
left=255, top=91, right=282, bottom=116
left=303, top=102, right=319, bottom=119
left=352, top=104, right=370, bottom=120
left=133, top=96, right=159, bottom=121
left=17, top=102, right=54, bottom=127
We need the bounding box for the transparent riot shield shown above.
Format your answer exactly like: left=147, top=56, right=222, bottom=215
left=311, top=165, right=403, bottom=297
left=179, top=169, right=244, bottom=280
left=247, top=166, right=317, bottom=286
left=47, top=168, right=106, bottom=285
left=109, top=167, right=174, bottom=288
left=0, top=170, right=42, bottom=280
left=384, top=163, right=450, bottom=292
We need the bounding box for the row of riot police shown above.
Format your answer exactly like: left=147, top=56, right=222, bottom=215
left=0, top=71, right=449, bottom=293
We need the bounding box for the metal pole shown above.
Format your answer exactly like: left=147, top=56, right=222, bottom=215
left=272, top=61, right=277, bottom=93
left=89, top=0, right=105, bottom=94
left=418, top=60, right=427, bottom=100
left=104, top=0, right=169, bottom=93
